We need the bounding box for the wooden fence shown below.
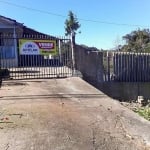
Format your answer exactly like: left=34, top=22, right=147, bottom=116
left=106, top=52, right=150, bottom=82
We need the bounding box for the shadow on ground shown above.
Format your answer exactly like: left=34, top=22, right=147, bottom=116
left=83, top=78, right=150, bottom=102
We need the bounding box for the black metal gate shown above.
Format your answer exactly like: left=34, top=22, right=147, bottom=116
left=0, top=34, right=74, bottom=80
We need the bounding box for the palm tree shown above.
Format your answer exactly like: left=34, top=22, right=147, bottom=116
left=65, top=11, right=81, bottom=45
left=64, top=11, right=81, bottom=72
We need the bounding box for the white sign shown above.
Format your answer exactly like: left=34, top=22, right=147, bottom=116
left=20, top=41, right=40, bottom=55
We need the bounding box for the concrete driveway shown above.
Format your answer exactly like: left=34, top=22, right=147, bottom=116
left=0, top=77, right=150, bottom=150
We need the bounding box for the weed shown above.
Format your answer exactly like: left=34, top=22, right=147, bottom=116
left=134, top=107, right=150, bottom=121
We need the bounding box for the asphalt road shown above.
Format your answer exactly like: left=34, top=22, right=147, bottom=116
left=0, top=77, right=150, bottom=150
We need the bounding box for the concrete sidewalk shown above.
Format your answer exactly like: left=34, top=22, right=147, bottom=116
left=0, top=77, right=150, bottom=150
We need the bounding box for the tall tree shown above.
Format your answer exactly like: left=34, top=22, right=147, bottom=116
left=121, top=29, right=150, bottom=52
left=65, top=11, right=81, bottom=44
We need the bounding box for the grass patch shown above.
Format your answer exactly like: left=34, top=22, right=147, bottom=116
left=134, top=107, right=150, bottom=121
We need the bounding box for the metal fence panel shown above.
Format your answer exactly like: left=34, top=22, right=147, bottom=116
left=0, top=34, right=73, bottom=80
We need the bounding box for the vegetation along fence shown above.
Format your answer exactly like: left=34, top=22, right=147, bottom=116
left=0, top=34, right=73, bottom=80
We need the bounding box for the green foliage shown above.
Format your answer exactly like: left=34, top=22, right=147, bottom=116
left=79, top=44, right=99, bottom=51
left=134, top=107, right=150, bottom=121
left=61, top=42, right=71, bottom=54
left=65, top=11, right=81, bottom=36
left=121, top=28, right=150, bottom=52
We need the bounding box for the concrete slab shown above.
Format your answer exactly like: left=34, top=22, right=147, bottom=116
left=0, top=77, right=150, bottom=150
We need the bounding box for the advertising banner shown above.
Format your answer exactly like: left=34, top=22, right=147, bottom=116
left=19, top=39, right=56, bottom=55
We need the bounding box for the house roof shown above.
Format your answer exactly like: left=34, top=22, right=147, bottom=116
left=0, top=15, right=24, bottom=27
left=0, top=15, right=56, bottom=39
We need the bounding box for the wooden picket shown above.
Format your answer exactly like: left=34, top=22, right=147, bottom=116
left=108, top=52, right=150, bottom=82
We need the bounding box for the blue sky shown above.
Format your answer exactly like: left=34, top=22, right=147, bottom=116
left=0, top=0, right=150, bottom=49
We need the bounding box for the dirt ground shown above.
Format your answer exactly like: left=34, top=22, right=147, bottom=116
left=0, top=77, right=150, bottom=150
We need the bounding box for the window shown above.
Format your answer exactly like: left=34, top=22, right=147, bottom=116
left=0, top=47, right=15, bottom=59
left=0, top=33, right=4, bottom=46
left=0, top=33, right=16, bottom=59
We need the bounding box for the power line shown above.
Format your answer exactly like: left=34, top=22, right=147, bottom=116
left=77, top=18, right=149, bottom=28
left=0, top=0, right=66, bottom=18
left=0, top=0, right=149, bottom=28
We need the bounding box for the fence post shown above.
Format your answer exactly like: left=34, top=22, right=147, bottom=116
left=58, top=39, right=62, bottom=64
left=0, top=52, right=2, bottom=88
left=107, top=51, right=110, bottom=81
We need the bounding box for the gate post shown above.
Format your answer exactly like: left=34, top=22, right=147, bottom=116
left=107, top=51, right=110, bottom=82
left=58, top=39, right=62, bottom=64
left=70, top=32, right=75, bottom=75
left=13, top=25, right=18, bottom=67
left=0, top=51, right=2, bottom=88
